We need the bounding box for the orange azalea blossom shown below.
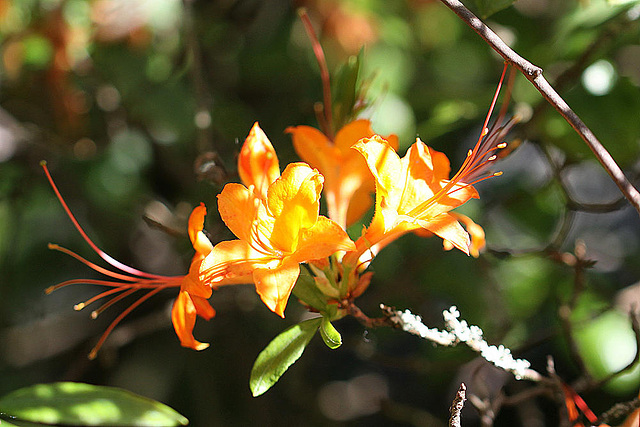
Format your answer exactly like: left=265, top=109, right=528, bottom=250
left=286, top=119, right=399, bottom=229
left=42, top=162, right=215, bottom=357
left=346, top=136, right=480, bottom=264
left=199, top=161, right=356, bottom=317
left=345, top=72, right=517, bottom=267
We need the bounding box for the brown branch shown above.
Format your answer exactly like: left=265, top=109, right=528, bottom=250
left=437, top=0, right=640, bottom=216
left=344, top=301, right=395, bottom=328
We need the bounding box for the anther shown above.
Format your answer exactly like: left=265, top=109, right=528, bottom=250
left=74, top=303, right=86, bottom=311
left=497, top=142, right=508, bottom=149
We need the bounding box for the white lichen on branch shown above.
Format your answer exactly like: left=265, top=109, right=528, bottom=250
left=388, top=305, right=542, bottom=382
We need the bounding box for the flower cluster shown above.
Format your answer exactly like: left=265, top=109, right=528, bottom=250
left=43, top=71, right=514, bottom=358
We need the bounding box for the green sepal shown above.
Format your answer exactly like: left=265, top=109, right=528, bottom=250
left=250, top=317, right=322, bottom=397
left=319, top=317, right=342, bottom=350
left=0, top=382, right=188, bottom=426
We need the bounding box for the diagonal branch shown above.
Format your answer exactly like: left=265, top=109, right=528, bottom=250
left=437, top=0, right=640, bottom=216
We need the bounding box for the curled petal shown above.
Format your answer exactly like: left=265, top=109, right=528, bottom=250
left=450, top=212, right=486, bottom=257
left=418, top=213, right=470, bottom=255
left=171, top=290, right=215, bottom=351
left=188, top=203, right=213, bottom=257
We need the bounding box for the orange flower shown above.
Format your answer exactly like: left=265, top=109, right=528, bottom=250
left=286, top=119, right=399, bottom=229
left=42, top=162, right=215, bottom=357
left=200, top=162, right=356, bottom=317
left=348, top=137, right=479, bottom=261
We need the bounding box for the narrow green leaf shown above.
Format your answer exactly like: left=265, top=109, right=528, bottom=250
left=319, top=317, right=342, bottom=350
left=0, top=382, right=188, bottom=426
left=250, top=317, right=322, bottom=397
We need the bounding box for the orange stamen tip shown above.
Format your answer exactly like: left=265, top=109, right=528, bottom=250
left=488, top=155, right=497, bottom=161
left=497, top=142, right=508, bottom=149
left=90, top=310, right=99, bottom=319
left=482, top=127, right=488, bottom=136
left=40, top=160, right=48, bottom=167
left=45, top=286, right=55, bottom=294
left=47, top=243, right=58, bottom=250
left=494, top=171, right=504, bottom=176
left=88, top=349, right=98, bottom=360
left=467, top=149, right=472, bottom=157
left=74, top=303, right=85, bottom=311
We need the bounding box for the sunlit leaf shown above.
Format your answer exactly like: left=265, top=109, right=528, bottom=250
left=250, top=317, right=322, bottom=397
left=319, top=317, right=342, bottom=349
left=0, top=382, right=188, bottom=426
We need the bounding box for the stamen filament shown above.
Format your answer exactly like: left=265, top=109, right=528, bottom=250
left=91, top=288, right=138, bottom=319
left=88, top=285, right=168, bottom=360
left=41, top=161, right=166, bottom=280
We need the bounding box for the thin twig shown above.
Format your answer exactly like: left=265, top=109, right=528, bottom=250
left=298, top=9, right=334, bottom=140
left=437, top=0, right=640, bottom=216
left=449, top=383, right=467, bottom=427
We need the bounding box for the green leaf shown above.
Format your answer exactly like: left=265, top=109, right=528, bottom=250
left=331, top=48, right=365, bottom=130
left=467, top=0, right=516, bottom=18
left=250, top=317, right=322, bottom=397
left=319, top=317, right=342, bottom=349
left=0, top=382, right=188, bottom=426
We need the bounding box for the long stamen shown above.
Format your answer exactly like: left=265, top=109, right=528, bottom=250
left=90, top=288, right=138, bottom=319
left=74, top=286, right=130, bottom=311
left=88, top=285, right=168, bottom=360
left=48, top=244, right=154, bottom=283
left=41, top=161, right=166, bottom=280
left=409, top=64, right=514, bottom=219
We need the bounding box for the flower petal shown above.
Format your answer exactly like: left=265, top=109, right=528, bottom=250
left=286, top=125, right=339, bottom=179
left=238, top=122, right=280, bottom=198
left=266, top=163, right=323, bottom=253
left=171, top=290, right=214, bottom=351
left=417, top=213, right=470, bottom=255
left=199, top=239, right=260, bottom=285
left=353, top=135, right=403, bottom=212
left=288, top=216, right=356, bottom=264
left=217, top=183, right=259, bottom=243
left=253, top=262, right=300, bottom=317
left=188, top=203, right=213, bottom=257
left=335, top=119, right=399, bottom=152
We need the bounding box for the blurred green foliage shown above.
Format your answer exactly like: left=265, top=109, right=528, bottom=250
left=1, top=0, right=640, bottom=425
